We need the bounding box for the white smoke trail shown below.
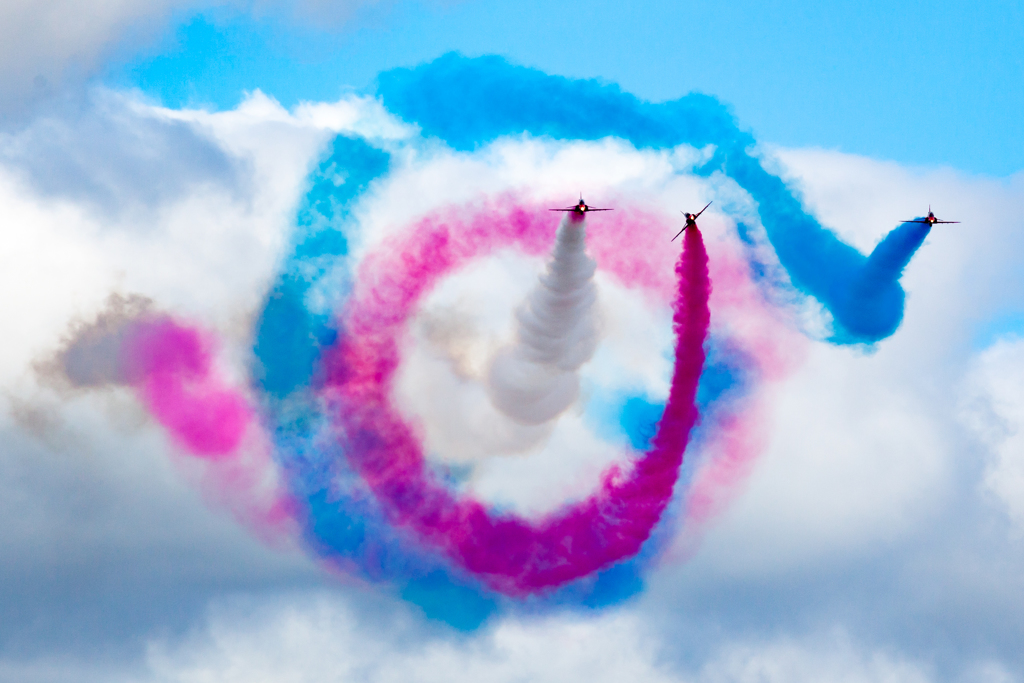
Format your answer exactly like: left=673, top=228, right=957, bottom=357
left=486, top=214, right=600, bottom=425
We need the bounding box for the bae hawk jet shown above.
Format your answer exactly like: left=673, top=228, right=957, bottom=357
left=550, top=195, right=613, bottom=215
left=672, top=201, right=712, bottom=241
left=904, top=206, right=959, bottom=226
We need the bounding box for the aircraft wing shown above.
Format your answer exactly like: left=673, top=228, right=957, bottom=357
left=587, top=208, right=613, bottom=211
left=671, top=227, right=686, bottom=241
left=549, top=208, right=576, bottom=211
left=934, top=220, right=960, bottom=224
left=904, top=219, right=930, bottom=224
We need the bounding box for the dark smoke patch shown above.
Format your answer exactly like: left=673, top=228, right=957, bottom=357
left=37, top=293, right=153, bottom=390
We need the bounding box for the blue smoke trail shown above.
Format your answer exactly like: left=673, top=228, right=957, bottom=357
left=253, top=134, right=388, bottom=398
left=252, top=136, right=500, bottom=629
left=837, top=220, right=932, bottom=341
left=375, top=53, right=930, bottom=344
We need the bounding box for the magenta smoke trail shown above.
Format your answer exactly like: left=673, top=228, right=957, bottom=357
left=323, top=215, right=710, bottom=595
left=121, top=317, right=252, bottom=458
left=119, top=316, right=298, bottom=545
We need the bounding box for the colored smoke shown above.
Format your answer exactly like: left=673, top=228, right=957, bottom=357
left=487, top=213, right=599, bottom=424
left=46, top=297, right=252, bottom=459
left=121, top=317, right=252, bottom=458
left=837, top=220, right=932, bottom=341
left=52, top=54, right=925, bottom=616
left=253, top=134, right=389, bottom=400
left=325, top=213, right=710, bottom=594
left=376, top=53, right=927, bottom=344
left=45, top=293, right=153, bottom=388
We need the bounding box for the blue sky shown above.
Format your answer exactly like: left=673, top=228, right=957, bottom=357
left=105, top=0, right=1024, bottom=175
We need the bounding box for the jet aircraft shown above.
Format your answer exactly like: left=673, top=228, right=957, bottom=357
left=550, top=195, right=613, bottom=215
left=904, top=206, right=959, bottom=226
left=672, top=201, right=712, bottom=241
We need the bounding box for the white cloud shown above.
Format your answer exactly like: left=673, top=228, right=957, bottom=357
left=695, top=636, right=934, bottom=683
left=145, top=597, right=678, bottom=683
left=962, top=337, right=1024, bottom=531
left=0, top=0, right=194, bottom=110
left=685, top=339, right=952, bottom=575
left=141, top=594, right=950, bottom=683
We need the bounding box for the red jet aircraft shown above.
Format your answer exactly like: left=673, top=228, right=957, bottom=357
left=550, top=195, right=613, bottom=215
left=672, top=201, right=712, bottom=241
left=904, top=206, right=959, bottom=226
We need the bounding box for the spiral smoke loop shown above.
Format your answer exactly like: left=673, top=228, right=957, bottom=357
left=486, top=215, right=599, bottom=425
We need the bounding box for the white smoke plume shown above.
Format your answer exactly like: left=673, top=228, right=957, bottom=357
left=486, top=215, right=600, bottom=425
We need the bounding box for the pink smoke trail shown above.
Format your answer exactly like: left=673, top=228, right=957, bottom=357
left=587, top=207, right=805, bottom=556
left=664, top=240, right=807, bottom=563
left=121, top=317, right=252, bottom=458
left=121, top=316, right=299, bottom=545
left=323, top=211, right=710, bottom=594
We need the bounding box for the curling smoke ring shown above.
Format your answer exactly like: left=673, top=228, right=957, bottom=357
left=316, top=206, right=711, bottom=595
